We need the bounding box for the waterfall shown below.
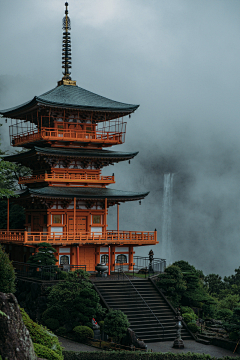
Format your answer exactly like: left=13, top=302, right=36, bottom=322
left=162, top=173, right=174, bottom=264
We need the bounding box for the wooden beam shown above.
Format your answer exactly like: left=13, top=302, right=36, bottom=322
left=74, top=197, right=76, bottom=240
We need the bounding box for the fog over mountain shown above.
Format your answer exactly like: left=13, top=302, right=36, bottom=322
left=1, top=0, right=240, bottom=276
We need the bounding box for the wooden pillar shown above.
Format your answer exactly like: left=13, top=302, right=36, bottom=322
left=47, top=211, right=51, bottom=235
left=74, top=197, right=76, bottom=240
left=7, top=198, right=9, bottom=231
left=117, top=203, right=119, bottom=240
left=95, top=246, right=100, bottom=266
left=108, top=245, right=111, bottom=275
left=77, top=245, right=79, bottom=267
left=129, top=246, right=134, bottom=271
left=110, top=246, right=115, bottom=271
left=105, top=198, right=107, bottom=235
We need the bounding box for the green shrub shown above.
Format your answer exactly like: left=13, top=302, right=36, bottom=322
left=182, top=312, right=197, bottom=324
left=45, top=270, right=100, bottom=329
left=45, top=318, right=60, bottom=331
left=0, top=244, right=15, bottom=293
left=73, top=325, right=94, bottom=343
left=216, top=308, right=233, bottom=321
left=181, top=306, right=195, bottom=315
left=187, top=323, right=199, bottom=333
left=20, top=307, right=63, bottom=359
left=34, top=343, right=62, bottom=360
left=99, top=320, right=104, bottom=332
left=56, top=326, right=68, bottom=336
left=42, top=305, right=69, bottom=323
left=104, top=309, right=130, bottom=342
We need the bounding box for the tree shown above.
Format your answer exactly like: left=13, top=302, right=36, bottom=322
left=42, top=270, right=101, bottom=330
left=27, top=243, right=57, bottom=266
left=218, top=294, right=240, bottom=311
left=104, top=309, right=130, bottom=342
left=157, top=265, right=187, bottom=307
left=0, top=244, right=15, bottom=293
left=223, top=307, right=240, bottom=339
left=204, top=273, right=225, bottom=296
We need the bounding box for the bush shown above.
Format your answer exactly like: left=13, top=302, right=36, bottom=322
left=181, top=306, right=194, bottom=314
left=45, top=270, right=100, bottom=330
left=0, top=244, right=15, bottom=293
left=216, top=308, right=233, bottom=321
left=45, top=318, right=60, bottom=331
left=34, top=343, right=62, bottom=360
left=182, top=312, right=197, bottom=324
left=187, top=323, right=199, bottom=333
left=99, top=320, right=104, bottom=332
left=104, top=309, right=130, bottom=342
left=73, top=325, right=94, bottom=343
left=20, top=307, right=63, bottom=359
left=42, top=305, right=69, bottom=323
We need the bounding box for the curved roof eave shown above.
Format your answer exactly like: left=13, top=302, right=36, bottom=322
left=14, top=187, right=149, bottom=201
left=0, top=84, right=139, bottom=117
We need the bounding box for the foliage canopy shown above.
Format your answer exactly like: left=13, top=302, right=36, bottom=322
left=0, top=244, right=15, bottom=293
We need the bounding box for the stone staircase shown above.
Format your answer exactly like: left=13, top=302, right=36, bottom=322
left=93, top=278, right=193, bottom=343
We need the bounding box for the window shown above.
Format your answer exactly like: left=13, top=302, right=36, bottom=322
left=60, top=255, right=69, bottom=265
left=101, top=255, right=108, bottom=264
left=53, top=215, right=62, bottom=224
left=116, top=254, right=127, bottom=264
left=93, top=215, right=101, bottom=224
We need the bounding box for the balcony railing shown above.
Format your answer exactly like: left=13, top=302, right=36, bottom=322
left=18, top=173, right=115, bottom=185
left=10, top=127, right=126, bottom=147
left=0, top=230, right=157, bottom=245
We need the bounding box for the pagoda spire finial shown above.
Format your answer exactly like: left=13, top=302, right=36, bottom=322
left=58, top=2, right=76, bottom=86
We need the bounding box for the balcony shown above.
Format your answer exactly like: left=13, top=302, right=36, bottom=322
left=18, top=173, right=115, bottom=186
left=0, top=230, right=157, bottom=246
left=10, top=126, right=126, bottom=147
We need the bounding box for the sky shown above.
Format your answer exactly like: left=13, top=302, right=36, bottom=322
left=1, top=0, right=240, bottom=276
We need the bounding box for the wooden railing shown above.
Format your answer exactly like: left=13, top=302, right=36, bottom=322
left=11, top=127, right=126, bottom=147
left=19, top=173, right=115, bottom=185
left=0, top=230, right=157, bottom=245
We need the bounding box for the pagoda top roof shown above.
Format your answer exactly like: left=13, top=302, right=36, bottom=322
left=0, top=84, right=139, bottom=118
left=16, top=186, right=149, bottom=202
left=4, top=146, right=138, bottom=163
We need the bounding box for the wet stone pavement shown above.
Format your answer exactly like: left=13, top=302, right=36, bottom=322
left=58, top=336, right=240, bottom=358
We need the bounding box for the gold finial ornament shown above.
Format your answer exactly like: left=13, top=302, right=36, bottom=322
left=58, top=2, right=76, bottom=86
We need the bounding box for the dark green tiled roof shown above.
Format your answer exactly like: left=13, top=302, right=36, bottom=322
left=17, top=187, right=149, bottom=201
left=0, top=85, right=139, bottom=116
left=4, top=147, right=138, bottom=163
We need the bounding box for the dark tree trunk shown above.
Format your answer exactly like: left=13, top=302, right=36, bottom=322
left=0, top=292, right=37, bottom=360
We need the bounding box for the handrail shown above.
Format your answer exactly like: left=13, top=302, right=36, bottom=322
left=19, top=173, right=115, bottom=184
left=120, top=270, right=165, bottom=341
left=0, top=229, right=158, bottom=245
left=10, top=125, right=126, bottom=146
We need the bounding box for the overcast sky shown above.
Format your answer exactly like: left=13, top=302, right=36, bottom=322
left=1, top=0, right=240, bottom=276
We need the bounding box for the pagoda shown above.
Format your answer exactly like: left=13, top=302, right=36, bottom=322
left=0, top=2, right=157, bottom=271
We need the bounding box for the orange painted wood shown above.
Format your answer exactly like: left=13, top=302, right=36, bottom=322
left=0, top=230, right=158, bottom=246
left=18, top=173, right=115, bottom=185
left=11, top=127, right=125, bottom=147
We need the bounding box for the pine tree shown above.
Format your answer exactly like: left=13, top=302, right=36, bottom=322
left=27, top=243, right=57, bottom=266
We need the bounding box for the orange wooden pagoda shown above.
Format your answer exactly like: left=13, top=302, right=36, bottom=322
left=0, top=3, right=157, bottom=271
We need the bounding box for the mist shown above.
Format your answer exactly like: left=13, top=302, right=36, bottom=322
left=1, top=0, right=240, bottom=276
